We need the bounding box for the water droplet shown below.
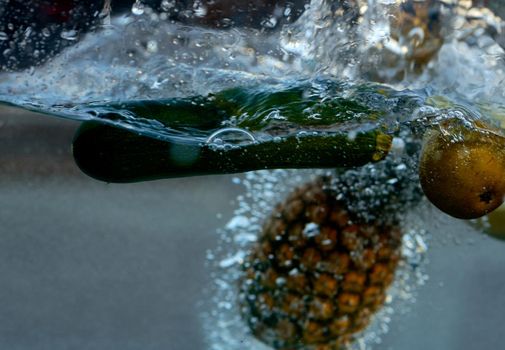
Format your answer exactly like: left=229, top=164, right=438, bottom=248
left=131, top=1, right=145, bottom=15
left=219, top=251, right=245, bottom=268
left=232, top=177, right=241, bottom=185
left=395, top=163, right=407, bottom=171
left=347, top=130, right=358, bottom=141
left=225, top=216, right=250, bottom=230
left=160, top=0, right=175, bottom=11
left=275, top=277, right=287, bottom=286
left=0, top=32, right=8, bottom=41
left=303, top=222, right=320, bottom=237
left=24, top=27, right=32, bottom=38
left=263, top=109, right=286, bottom=122
left=146, top=40, right=158, bottom=53
left=60, top=29, right=78, bottom=41
left=193, top=1, right=208, bottom=17
left=206, top=250, right=215, bottom=260
left=223, top=143, right=234, bottom=151
left=217, top=301, right=233, bottom=310
left=262, top=16, right=278, bottom=29
left=307, top=113, right=322, bottom=120
left=41, top=28, right=51, bottom=38
left=379, top=0, right=397, bottom=4
left=220, top=18, right=233, bottom=28
left=391, top=137, right=405, bottom=153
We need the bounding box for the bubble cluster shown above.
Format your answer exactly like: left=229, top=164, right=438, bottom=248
left=201, top=166, right=431, bottom=350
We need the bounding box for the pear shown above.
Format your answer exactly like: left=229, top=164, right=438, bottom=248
left=419, top=119, right=505, bottom=219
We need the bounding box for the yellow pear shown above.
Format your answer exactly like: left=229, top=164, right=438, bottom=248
left=419, top=119, right=505, bottom=219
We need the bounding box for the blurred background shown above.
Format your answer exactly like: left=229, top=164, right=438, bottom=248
left=1, top=104, right=505, bottom=350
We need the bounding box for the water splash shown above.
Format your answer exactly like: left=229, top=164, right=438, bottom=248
left=0, top=1, right=502, bottom=133
left=1, top=1, right=503, bottom=128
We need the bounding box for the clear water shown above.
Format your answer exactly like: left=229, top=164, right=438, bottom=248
left=2, top=1, right=505, bottom=349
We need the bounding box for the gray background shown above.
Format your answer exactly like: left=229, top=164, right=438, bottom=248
left=1, top=106, right=505, bottom=350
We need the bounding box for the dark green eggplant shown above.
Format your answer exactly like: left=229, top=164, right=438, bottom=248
left=72, top=80, right=424, bottom=182
left=73, top=122, right=392, bottom=182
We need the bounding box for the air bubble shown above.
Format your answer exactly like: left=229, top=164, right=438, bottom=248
left=131, top=1, right=145, bottom=15
left=24, top=27, right=32, bottom=38
left=303, top=222, right=320, bottom=237
left=262, top=16, right=278, bottom=29
left=193, top=2, right=208, bottom=17
left=41, top=28, right=51, bottom=38
left=161, top=0, right=175, bottom=12
left=146, top=40, right=158, bottom=53
left=203, top=166, right=431, bottom=350
left=206, top=128, right=256, bottom=147
left=60, top=30, right=78, bottom=41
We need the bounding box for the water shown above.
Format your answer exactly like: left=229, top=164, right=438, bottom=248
left=2, top=1, right=505, bottom=349
left=1, top=1, right=503, bottom=143
left=2, top=1, right=503, bottom=134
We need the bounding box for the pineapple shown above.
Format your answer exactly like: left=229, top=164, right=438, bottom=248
left=239, top=176, right=403, bottom=350
left=389, top=0, right=446, bottom=67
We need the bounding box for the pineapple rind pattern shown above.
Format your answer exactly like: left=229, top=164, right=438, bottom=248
left=239, top=176, right=402, bottom=350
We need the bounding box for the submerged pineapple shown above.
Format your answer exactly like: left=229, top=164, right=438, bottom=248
left=239, top=176, right=403, bottom=349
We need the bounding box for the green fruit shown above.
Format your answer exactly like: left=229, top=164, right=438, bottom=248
left=73, top=122, right=391, bottom=182
left=73, top=79, right=419, bottom=182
